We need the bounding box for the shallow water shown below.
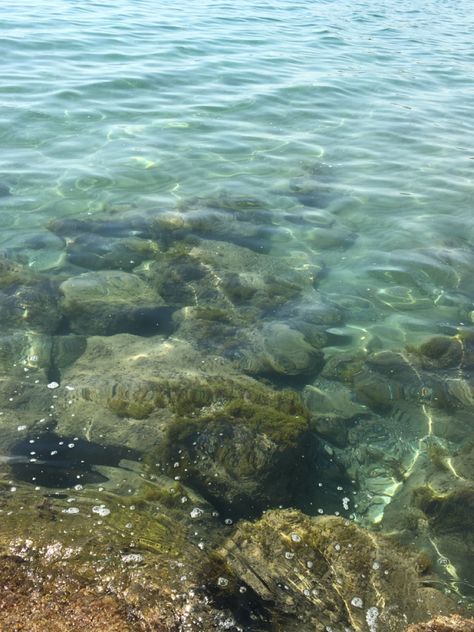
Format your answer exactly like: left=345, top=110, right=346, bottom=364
left=1, top=0, right=474, bottom=626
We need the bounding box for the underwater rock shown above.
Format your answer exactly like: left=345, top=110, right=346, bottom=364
left=51, top=333, right=326, bottom=516
left=59, top=270, right=172, bottom=336
left=51, top=334, right=87, bottom=370
left=414, top=334, right=474, bottom=371
left=142, top=251, right=209, bottom=307
left=152, top=208, right=273, bottom=252
left=287, top=174, right=337, bottom=209
left=405, top=615, right=474, bottom=631
left=321, top=350, right=367, bottom=383
left=413, top=484, right=474, bottom=537
left=140, top=238, right=327, bottom=376
left=306, top=223, right=357, bottom=250
left=270, top=297, right=344, bottom=350
left=52, top=334, right=312, bottom=450
left=0, top=229, right=66, bottom=272
left=237, top=322, right=325, bottom=377
left=303, top=381, right=368, bottom=447
left=153, top=192, right=297, bottom=252
left=0, top=479, right=245, bottom=631
left=0, top=331, right=53, bottom=376
left=351, top=350, right=431, bottom=412
left=380, top=432, right=474, bottom=602
left=47, top=212, right=154, bottom=240
left=0, top=281, right=62, bottom=335
left=215, top=509, right=456, bottom=632
left=0, top=256, right=35, bottom=288
left=8, top=281, right=62, bottom=334
left=157, top=398, right=316, bottom=518
left=65, top=233, right=158, bottom=271
left=0, top=380, right=56, bottom=454
left=0, top=290, right=20, bottom=330
left=304, top=380, right=367, bottom=419
left=188, top=239, right=322, bottom=294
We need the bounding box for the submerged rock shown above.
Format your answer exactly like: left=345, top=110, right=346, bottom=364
left=303, top=380, right=368, bottom=447
left=214, top=509, right=456, bottom=631
left=65, top=233, right=158, bottom=271
left=157, top=398, right=316, bottom=517
left=0, top=256, right=35, bottom=288
left=7, top=281, right=62, bottom=334
left=59, top=270, right=172, bottom=335
left=414, top=334, right=474, bottom=371
left=0, top=229, right=66, bottom=272
left=47, top=332, right=328, bottom=517
left=236, top=322, right=325, bottom=376
left=0, top=331, right=52, bottom=376
left=0, top=478, right=245, bottom=632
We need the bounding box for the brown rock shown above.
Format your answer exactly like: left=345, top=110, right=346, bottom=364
left=406, top=615, right=474, bottom=632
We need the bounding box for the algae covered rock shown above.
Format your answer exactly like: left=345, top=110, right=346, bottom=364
left=380, top=436, right=474, bottom=602
left=51, top=332, right=326, bottom=517
left=65, top=233, right=158, bottom=271
left=60, top=270, right=172, bottom=335
left=414, top=334, right=474, bottom=371
left=0, top=478, right=245, bottom=632
left=157, top=398, right=316, bottom=517
left=215, top=509, right=456, bottom=632
left=0, top=256, right=35, bottom=288
left=53, top=333, right=314, bottom=452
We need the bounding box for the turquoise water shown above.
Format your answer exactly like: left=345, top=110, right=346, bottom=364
left=1, top=0, right=474, bottom=626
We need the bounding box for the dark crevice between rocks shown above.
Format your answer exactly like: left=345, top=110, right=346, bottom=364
left=46, top=358, right=61, bottom=386
left=8, top=430, right=141, bottom=488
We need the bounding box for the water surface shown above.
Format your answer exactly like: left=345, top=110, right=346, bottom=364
left=1, top=0, right=474, bottom=625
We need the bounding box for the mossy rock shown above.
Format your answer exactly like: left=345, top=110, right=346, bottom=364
left=414, top=336, right=464, bottom=370
left=321, top=351, right=366, bottom=383
left=53, top=334, right=315, bottom=456
left=413, top=334, right=474, bottom=371
left=214, top=509, right=457, bottom=632
left=157, top=398, right=315, bottom=518
left=59, top=270, right=170, bottom=335
left=142, top=253, right=208, bottom=307
left=0, top=478, right=243, bottom=632
left=0, top=256, right=35, bottom=288
left=413, top=485, right=474, bottom=534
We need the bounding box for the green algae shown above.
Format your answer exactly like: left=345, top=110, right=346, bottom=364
left=165, top=396, right=309, bottom=449
left=414, top=486, right=474, bottom=534
left=155, top=395, right=314, bottom=517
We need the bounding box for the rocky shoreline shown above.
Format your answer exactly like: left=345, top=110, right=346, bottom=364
left=1, top=193, right=473, bottom=629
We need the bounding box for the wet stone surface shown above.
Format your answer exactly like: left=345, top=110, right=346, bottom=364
left=0, top=195, right=473, bottom=627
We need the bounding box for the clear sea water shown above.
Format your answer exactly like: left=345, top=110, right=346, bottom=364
left=2, top=0, right=474, bottom=342
left=1, top=0, right=474, bottom=622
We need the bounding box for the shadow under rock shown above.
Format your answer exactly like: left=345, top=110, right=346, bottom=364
left=8, top=430, right=140, bottom=488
